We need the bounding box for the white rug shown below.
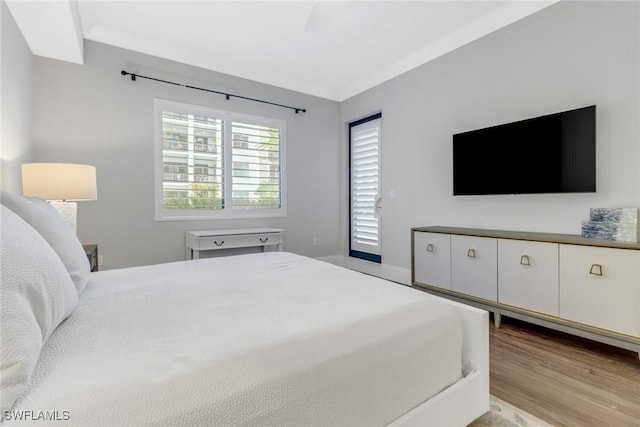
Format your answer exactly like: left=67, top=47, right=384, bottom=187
left=469, top=395, right=554, bottom=426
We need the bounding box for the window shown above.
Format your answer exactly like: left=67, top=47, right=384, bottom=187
left=349, top=113, right=382, bottom=263
left=155, top=99, right=286, bottom=220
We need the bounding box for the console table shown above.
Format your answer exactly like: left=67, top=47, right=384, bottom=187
left=185, top=228, right=283, bottom=260
left=411, top=226, right=640, bottom=357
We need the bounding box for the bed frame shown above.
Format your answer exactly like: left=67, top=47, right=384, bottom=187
left=390, top=297, right=490, bottom=426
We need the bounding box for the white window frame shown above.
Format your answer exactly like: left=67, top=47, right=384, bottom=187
left=154, top=99, right=287, bottom=220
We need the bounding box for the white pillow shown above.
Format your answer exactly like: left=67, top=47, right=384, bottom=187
left=0, top=205, right=78, bottom=412
left=0, top=191, right=90, bottom=294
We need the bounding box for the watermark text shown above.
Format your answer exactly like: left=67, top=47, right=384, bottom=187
left=3, top=410, right=70, bottom=421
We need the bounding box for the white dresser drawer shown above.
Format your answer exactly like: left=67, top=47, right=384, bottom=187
left=498, top=239, right=559, bottom=316
left=451, top=235, right=498, bottom=301
left=413, top=232, right=451, bottom=290
left=559, top=244, right=640, bottom=337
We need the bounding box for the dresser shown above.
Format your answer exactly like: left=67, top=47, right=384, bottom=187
left=186, top=228, right=284, bottom=260
left=412, top=226, right=640, bottom=357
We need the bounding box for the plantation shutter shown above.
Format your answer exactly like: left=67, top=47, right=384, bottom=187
left=161, top=111, right=224, bottom=210
left=349, top=114, right=381, bottom=262
left=231, top=122, right=282, bottom=209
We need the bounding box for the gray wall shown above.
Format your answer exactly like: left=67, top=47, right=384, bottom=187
left=340, top=1, right=640, bottom=271
left=32, top=41, right=341, bottom=269
left=1, top=0, right=33, bottom=192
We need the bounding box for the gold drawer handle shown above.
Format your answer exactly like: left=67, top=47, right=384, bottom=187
left=467, top=248, right=476, bottom=258
left=589, top=264, right=603, bottom=276
left=520, top=255, right=531, bottom=266
left=259, top=237, right=269, bottom=243
left=214, top=240, right=224, bottom=247
left=426, top=243, right=434, bottom=252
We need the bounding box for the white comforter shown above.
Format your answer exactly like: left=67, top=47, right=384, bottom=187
left=12, top=252, right=462, bottom=426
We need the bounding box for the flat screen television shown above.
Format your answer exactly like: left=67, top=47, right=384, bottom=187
left=453, top=105, right=596, bottom=196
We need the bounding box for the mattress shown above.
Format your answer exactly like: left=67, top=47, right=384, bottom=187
left=11, top=252, right=463, bottom=426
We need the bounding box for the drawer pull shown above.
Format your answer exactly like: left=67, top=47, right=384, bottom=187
left=259, top=237, right=269, bottom=243
left=467, top=248, right=476, bottom=258
left=520, top=255, right=531, bottom=266
left=589, top=264, right=603, bottom=276
left=214, top=240, right=224, bottom=247
left=426, top=243, right=434, bottom=252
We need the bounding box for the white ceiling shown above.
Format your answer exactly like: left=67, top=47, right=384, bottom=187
left=7, top=0, right=558, bottom=101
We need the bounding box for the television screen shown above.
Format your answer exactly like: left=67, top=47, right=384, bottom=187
left=453, top=105, right=596, bottom=196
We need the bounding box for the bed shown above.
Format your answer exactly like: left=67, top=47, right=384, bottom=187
left=1, top=193, right=489, bottom=426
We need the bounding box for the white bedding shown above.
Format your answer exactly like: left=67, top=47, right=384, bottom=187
left=11, top=252, right=463, bottom=426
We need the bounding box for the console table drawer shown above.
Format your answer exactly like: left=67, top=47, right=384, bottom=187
left=186, top=228, right=283, bottom=260
left=198, top=233, right=282, bottom=251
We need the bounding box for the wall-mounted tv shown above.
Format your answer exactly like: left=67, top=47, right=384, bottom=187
left=453, top=105, right=596, bottom=196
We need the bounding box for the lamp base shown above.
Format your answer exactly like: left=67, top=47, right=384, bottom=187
left=49, top=201, right=77, bottom=234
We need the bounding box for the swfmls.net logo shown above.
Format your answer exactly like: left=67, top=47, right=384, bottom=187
left=3, top=410, right=70, bottom=422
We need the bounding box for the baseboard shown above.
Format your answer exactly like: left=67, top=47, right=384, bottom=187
left=316, top=255, right=411, bottom=285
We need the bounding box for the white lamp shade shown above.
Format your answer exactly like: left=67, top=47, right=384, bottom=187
left=22, top=163, right=97, bottom=201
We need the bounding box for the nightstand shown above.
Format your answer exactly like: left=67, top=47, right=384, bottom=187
left=83, top=244, right=98, bottom=272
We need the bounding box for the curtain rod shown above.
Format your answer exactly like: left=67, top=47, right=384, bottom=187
left=120, top=70, right=307, bottom=114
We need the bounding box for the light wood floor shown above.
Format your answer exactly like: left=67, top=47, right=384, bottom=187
left=489, top=316, right=640, bottom=426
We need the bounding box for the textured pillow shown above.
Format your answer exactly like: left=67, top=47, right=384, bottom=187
left=0, top=205, right=78, bottom=412
left=0, top=191, right=90, bottom=294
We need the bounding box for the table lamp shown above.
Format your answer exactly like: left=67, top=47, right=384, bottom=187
left=21, top=163, right=97, bottom=234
